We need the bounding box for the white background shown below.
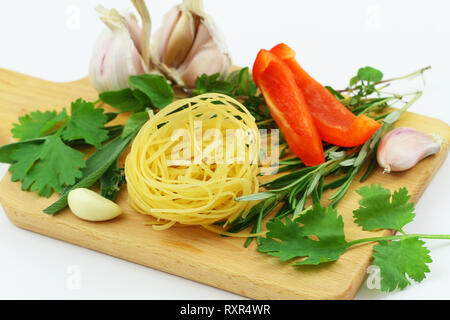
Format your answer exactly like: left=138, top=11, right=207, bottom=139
left=0, top=0, right=449, bottom=300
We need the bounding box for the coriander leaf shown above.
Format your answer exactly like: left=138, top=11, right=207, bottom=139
left=121, top=110, right=149, bottom=139
left=298, top=203, right=346, bottom=244
left=9, top=135, right=85, bottom=197
left=373, top=237, right=432, bottom=292
left=258, top=204, right=348, bottom=265
left=99, top=88, right=144, bottom=112
left=0, top=138, right=46, bottom=164
left=9, top=142, right=43, bottom=182
left=44, top=131, right=137, bottom=214
left=62, top=98, right=109, bottom=148
left=129, top=74, right=174, bottom=109
left=353, top=184, right=415, bottom=232
left=357, top=66, right=383, bottom=83
left=11, top=109, right=68, bottom=141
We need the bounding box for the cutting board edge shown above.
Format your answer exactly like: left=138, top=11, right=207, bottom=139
left=0, top=67, right=90, bottom=86
left=1, top=194, right=363, bottom=300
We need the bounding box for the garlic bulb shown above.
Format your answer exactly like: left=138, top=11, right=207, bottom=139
left=152, top=0, right=232, bottom=88
left=377, top=127, right=442, bottom=173
left=89, top=0, right=153, bottom=92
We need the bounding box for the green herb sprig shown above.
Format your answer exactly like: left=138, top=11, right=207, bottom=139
left=259, top=185, right=450, bottom=292
left=232, top=66, right=428, bottom=246
left=192, top=68, right=272, bottom=124
left=0, top=74, right=175, bottom=214
left=2, top=99, right=111, bottom=197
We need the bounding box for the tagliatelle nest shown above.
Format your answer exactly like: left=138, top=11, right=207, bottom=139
left=125, top=93, right=260, bottom=232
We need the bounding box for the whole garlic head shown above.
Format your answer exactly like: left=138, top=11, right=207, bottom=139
left=152, top=0, right=232, bottom=88
left=89, top=1, right=154, bottom=93
left=377, top=127, right=442, bottom=173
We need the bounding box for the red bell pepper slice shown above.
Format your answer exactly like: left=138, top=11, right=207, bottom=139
left=270, top=43, right=382, bottom=147
left=253, top=50, right=325, bottom=166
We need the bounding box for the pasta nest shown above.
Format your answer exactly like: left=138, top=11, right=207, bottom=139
left=125, top=93, right=260, bottom=231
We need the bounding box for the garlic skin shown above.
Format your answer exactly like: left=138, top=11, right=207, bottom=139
left=377, top=127, right=442, bottom=173
left=152, top=0, right=232, bottom=88
left=89, top=2, right=153, bottom=93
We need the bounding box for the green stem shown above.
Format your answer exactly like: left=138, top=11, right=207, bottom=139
left=381, top=91, right=422, bottom=126
left=397, top=91, right=422, bottom=113
left=347, top=233, right=450, bottom=247
left=377, top=66, right=431, bottom=84
left=256, top=118, right=275, bottom=126
left=337, top=66, right=430, bottom=93
left=277, top=161, right=330, bottom=192
left=376, top=91, right=421, bottom=98
left=359, top=97, right=395, bottom=115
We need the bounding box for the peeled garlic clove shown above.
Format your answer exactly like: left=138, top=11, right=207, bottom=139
left=377, top=127, right=442, bottom=173
left=152, top=0, right=231, bottom=88
left=68, top=188, right=122, bottom=222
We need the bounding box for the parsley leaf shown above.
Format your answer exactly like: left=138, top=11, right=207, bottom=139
left=3, top=95, right=138, bottom=200
left=258, top=204, right=348, bottom=265
left=353, top=184, right=415, bottom=231
left=9, top=134, right=85, bottom=197
left=61, top=98, right=109, bottom=148
left=11, top=109, right=68, bottom=141
left=373, top=237, right=432, bottom=292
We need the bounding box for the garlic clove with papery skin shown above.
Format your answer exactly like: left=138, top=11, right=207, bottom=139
left=152, top=0, right=232, bottom=88
left=164, top=9, right=197, bottom=68
left=89, top=1, right=154, bottom=93
left=377, top=127, right=442, bottom=173
left=88, top=14, right=145, bottom=92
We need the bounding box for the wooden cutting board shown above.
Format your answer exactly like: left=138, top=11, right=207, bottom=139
left=0, top=68, right=448, bottom=300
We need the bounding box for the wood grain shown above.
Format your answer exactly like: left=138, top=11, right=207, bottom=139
left=0, top=68, right=448, bottom=299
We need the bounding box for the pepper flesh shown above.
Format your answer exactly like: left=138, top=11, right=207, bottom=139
left=270, top=43, right=382, bottom=147
left=253, top=50, right=324, bottom=166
